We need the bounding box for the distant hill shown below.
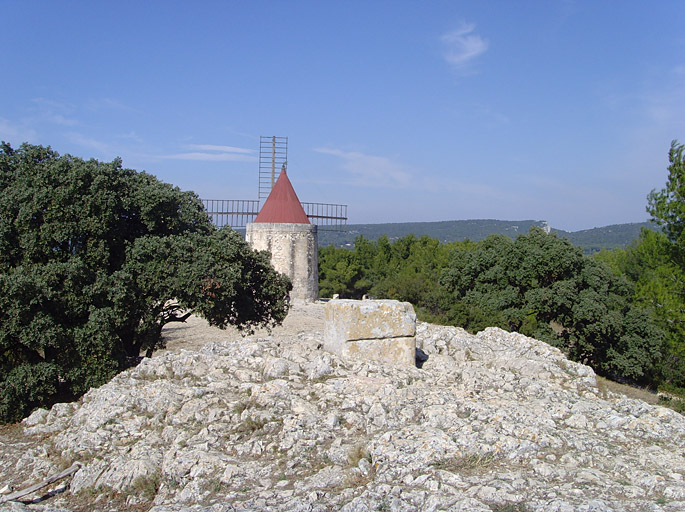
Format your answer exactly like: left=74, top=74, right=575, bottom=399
left=554, top=223, right=656, bottom=253
left=318, top=219, right=656, bottom=254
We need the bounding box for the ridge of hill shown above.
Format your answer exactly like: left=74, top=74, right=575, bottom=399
left=319, top=220, right=655, bottom=253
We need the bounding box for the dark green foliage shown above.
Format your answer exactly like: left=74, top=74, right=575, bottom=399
left=597, top=141, right=685, bottom=388
left=318, top=244, right=369, bottom=299
left=319, top=234, right=466, bottom=323
left=0, top=362, right=60, bottom=424
left=439, top=228, right=664, bottom=382
left=595, top=230, right=685, bottom=387
left=0, top=143, right=291, bottom=422
left=648, top=141, right=685, bottom=259
left=319, top=227, right=665, bottom=387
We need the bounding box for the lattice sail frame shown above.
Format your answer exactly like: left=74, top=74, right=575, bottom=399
left=202, top=136, right=347, bottom=231
left=202, top=199, right=347, bottom=230
left=259, top=136, right=288, bottom=202
left=202, top=199, right=259, bottom=229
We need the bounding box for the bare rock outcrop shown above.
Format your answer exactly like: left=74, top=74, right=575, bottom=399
left=1, top=304, right=684, bottom=512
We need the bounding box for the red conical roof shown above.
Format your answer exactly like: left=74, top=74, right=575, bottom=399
left=254, top=169, right=310, bottom=224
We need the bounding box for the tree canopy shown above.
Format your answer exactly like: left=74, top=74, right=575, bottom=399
left=597, top=140, right=685, bottom=389
left=320, top=228, right=665, bottom=387
left=0, top=143, right=291, bottom=422
left=648, top=141, right=685, bottom=261
left=439, top=228, right=664, bottom=383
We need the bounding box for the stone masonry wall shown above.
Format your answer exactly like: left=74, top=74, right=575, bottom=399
left=245, top=222, right=318, bottom=304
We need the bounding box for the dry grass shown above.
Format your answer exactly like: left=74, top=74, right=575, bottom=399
left=347, top=443, right=372, bottom=467
left=71, top=486, right=150, bottom=512
left=596, top=376, right=660, bottom=405
left=131, top=472, right=161, bottom=502
left=431, top=452, right=500, bottom=474
left=596, top=377, right=685, bottom=414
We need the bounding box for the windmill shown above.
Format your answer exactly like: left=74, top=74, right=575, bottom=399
left=202, top=136, right=347, bottom=231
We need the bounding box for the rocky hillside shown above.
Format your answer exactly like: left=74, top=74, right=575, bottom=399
left=1, top=303, right=684, bottom=512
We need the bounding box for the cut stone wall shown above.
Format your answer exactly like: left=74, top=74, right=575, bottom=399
left=324, top=299, right=416, bottom=366
left=246, top=222, right=318, bottom=304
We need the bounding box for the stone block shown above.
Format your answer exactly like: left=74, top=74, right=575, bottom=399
left=324, top=299, right=417, bottom=366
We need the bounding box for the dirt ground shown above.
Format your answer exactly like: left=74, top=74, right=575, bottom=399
left=158, top=302, right=327, bottom=355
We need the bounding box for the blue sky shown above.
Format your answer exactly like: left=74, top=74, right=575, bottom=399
left=1, top=1, right=683, bottom=231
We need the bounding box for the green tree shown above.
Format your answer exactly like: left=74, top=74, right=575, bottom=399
left=372, top=235, right=449, bottom=303
left=318, top=243, right=368, bottom=298
left=631, top=231, right=685, bottom=386
left=647, top=141, right=685, bottom=262
left=609, top=140, right=685, bottom=387
left=441, top=228, right=664, bottom=383
left=318, top=235, right=478, bottom=324
left=0, top=143, right=291, bottom=422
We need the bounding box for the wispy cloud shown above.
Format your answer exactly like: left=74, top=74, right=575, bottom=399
left=441, top=22, right=488, bottom=73
left=49, top=114, right=78, bottom=126
left=163, top=152, right=257, bottom=162
left=0, top=118, right=37, bottom=144
left=65, top=132, right=113, bottom=155
left=475, top=104, right=510, bottom=126
left=163, top=144, right=257, bottom=162
left=314, top=148, right=413, bottom=188
left=186, top=144, right=255, bottom=154
left=30, top=97, right=79, bottom=126
left=85, top=97, right=139, bottom=113
left=32, top=97, right=74, bottom=111
left=116, top=131, right=144, bottom=144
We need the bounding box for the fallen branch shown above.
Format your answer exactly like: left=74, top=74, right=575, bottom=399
left=0, top=462, right=81, bottom=503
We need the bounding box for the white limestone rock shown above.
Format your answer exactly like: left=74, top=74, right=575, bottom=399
left=2, top=308, right=684, bottom=512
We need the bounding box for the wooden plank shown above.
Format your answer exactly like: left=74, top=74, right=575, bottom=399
left=1, top=462, right=81, bottom=503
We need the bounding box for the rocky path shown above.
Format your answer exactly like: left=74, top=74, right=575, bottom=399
left=1, top=303, right=684, bottom=512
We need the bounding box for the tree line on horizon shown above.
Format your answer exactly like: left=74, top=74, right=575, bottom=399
left=317, top=219, right=655, bottom=255
left=319, top=141, right=685, bottom=395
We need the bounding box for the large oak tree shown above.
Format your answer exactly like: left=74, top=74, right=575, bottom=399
left=0, top=143, right=291, bottom=422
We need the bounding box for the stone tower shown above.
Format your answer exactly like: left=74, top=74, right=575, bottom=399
left=245, top=168, right=318, bottom=304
